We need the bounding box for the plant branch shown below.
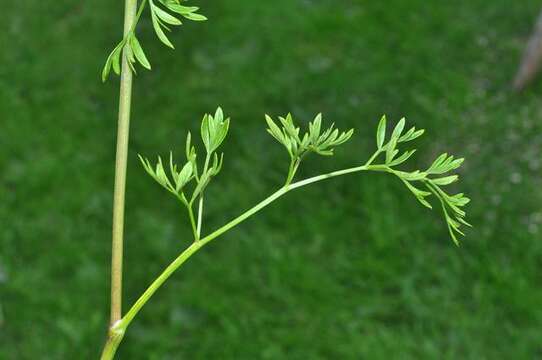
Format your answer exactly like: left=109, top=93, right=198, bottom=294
left=112, top=161, right=376, bottom=336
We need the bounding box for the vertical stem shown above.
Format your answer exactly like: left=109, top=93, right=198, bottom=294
left=196, top=197, right=203, bottom=237
left=186, top=205, right=199, bottom=241
left=195, top=153, right=211, bottom=238
left=110, top=0, right=138, bottom=326
left=284, top=159, right=299, bottom=186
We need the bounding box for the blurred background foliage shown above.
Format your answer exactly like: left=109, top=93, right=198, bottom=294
left=1, top=0, right=542, bottom=358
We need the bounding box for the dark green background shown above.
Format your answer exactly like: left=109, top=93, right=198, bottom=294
left=2, top=0, right=542, bottom=358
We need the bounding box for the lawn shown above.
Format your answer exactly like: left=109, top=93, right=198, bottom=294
left=1, top=0, right=542, bottom=358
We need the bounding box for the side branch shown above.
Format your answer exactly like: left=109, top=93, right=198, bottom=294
left=117, top=163, right=371, bottom=332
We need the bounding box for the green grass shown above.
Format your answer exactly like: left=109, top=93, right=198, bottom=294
left=2, top=0, right=542, bottom=358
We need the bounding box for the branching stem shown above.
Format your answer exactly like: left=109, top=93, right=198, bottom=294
left=102, top=156, right=385, bottom=359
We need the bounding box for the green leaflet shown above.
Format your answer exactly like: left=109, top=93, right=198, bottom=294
left=152, top=3, right=182, bottom=25
left=432, top=175, right=459, bottom=186
left=390, top=117, right=405, bottom=141
left=399, top=127, right=424, bottom=142
left=385, top=136, right=398, bottom=164
left=183, top=12, right=207, bottom=21
left=150, top=0, right=175, bottom=48
left=176, top=162, right=194, bottom=192
left=200, top=108, right=230, bottom=154
left=400, top=178, right=433, bottom=209
left=166, top=4, right=199, bottom=15
left=308, top=113, right=322, bottom=144
left=265, top=115, right=285, bottom=144
left=387, top=149, right=416, bottom=167
left=129, top=34, right=151, bottom=70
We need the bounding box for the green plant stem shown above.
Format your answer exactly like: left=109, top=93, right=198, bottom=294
left=110, top=0, right=138, bottom=326
left=132, top=0, right=147, bottom=32
left=100, top=325, right=125, bottom=360
left=364, top=148, right=382, bottom=166
left=117, top=240, right=203, bottom=329
left=103, top=161, right=382, bottom=358
left=197, top=197, right=203, bottom=237
left=176, top=193, right=199, bottom=241
left=187, top=205, right=199, bottom=241
left=195, top=153, right=211, bottom=237
left=284, top=159, right=300, bottom=186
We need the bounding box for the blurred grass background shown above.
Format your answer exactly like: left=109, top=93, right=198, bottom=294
left=2, top=0, right=542, bottom=358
